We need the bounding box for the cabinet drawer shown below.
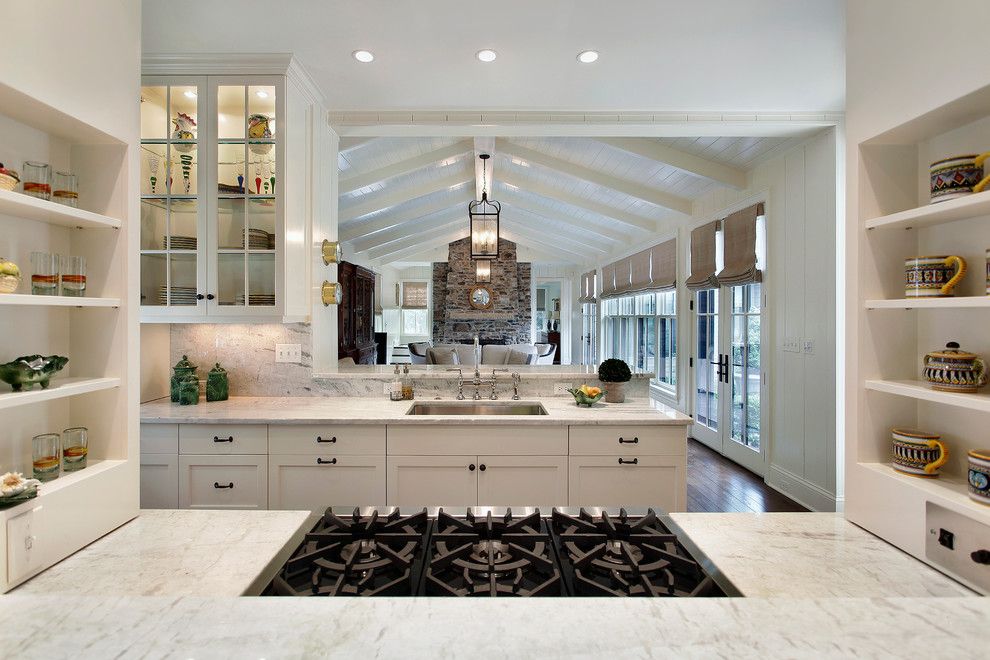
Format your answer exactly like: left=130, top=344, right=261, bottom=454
left=387, top=425, right=567, bottom=456
left=568, top=425, right=685, bottom=456
left=140, top=453, right=179, bottom=509
left=179, top=455, right=268, bottom=510
left=269, top=425, right=385, bottom=455
left=269, top=454, right=386, bottom=510
left=568, top=455, right=686, bottom=511
left=141, top=424, right=178, bottom=454
left=179, top=424, right=267, bottom=455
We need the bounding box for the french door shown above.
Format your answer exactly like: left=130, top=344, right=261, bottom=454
left=691, top=282, right=766, bottom=476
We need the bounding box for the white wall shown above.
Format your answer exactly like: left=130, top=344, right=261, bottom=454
left=687, top=128, right=840, bottom=510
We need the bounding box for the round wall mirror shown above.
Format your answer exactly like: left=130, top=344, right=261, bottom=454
left=469, top=286, right=494, bottom=310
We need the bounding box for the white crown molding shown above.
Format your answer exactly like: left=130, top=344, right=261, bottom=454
left=143, top=52, right=294, bottom=74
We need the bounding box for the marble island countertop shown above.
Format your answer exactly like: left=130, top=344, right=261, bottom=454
left=140, top=395, right=693, bottom=425
left=1, top=509, right=980, bottom=658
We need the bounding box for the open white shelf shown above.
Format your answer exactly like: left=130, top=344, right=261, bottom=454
left=859, top=462, right=990, bottom=519
left=865, top=379, right=990, bottom=413
left=0, top=294, right=120, bottom=308
left=865, top=192, right=990, bottom=231
left=865, top=296, right=990, bottom=310
left=0, top=460, right=127, bottom=521
left=0, top=376, right=120, bottom=411
left=0, top=188, right=121, bottom=230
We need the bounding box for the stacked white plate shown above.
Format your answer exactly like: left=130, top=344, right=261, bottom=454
left=234, top=293, right=276, bottom=306
left=164, top=235, right=197, bottom=250
left=248, top=228, right=272, bottom=250
left=157, top=285, right=198, bottom=305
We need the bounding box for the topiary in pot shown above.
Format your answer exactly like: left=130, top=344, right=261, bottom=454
left=598, top=358, right=632, bottom=403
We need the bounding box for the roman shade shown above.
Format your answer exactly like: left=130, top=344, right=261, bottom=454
left=649, top=238, right=677, bottom=291
left=401, top=281, right=428, bottom=309
left=578, top=270, right=598, bottom=303
left=685, top=221, right=720, bottom=291
left=600, top=263, right=617, bottom=297
left=610, top=258, right=633, bottom=296
left=627, top=248, right=652, bottom=293
left=716, top=202, right=764, bottom=286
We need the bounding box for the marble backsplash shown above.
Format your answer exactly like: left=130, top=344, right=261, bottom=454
left=168, top=323, right=650, bottom=399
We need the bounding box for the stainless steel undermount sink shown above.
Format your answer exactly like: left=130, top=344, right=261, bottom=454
left=405, top=402, right=548, bottom=416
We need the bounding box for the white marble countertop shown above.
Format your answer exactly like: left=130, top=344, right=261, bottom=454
left=12, top=509, right=311, bottom=597
left=323, top=364, right=655, bottom=380
left=140, top=395, right=693, bottom=425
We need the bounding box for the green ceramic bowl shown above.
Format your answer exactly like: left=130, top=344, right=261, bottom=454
left=567, top=388, right=606, bottom=407
left=0, top=354, right=69, bottom=391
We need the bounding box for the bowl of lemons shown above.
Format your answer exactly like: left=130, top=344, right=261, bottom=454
left=567, top=384, right=606, bottom=407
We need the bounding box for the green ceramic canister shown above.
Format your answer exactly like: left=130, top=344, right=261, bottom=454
left=178, top=373, right=200, bottom=405
left=170, top=355, right=197, bottom=403
left=206, top=363, right=229, bottom=402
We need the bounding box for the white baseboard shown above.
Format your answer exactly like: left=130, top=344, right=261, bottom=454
left=766, top=464, right=837, bottom=512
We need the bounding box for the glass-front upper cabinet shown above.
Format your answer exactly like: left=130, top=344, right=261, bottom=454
left=140, top=75, right=284, bottom=320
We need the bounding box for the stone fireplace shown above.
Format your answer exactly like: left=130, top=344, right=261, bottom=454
left=432, top=237, right=532, bottom=344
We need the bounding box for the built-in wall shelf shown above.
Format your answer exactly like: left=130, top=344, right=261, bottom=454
left=864, top=192, right=990, bottom=231
left=859, top=462, right=989, bottom=520
left=0, top=459, right=126, bottom=521
left=0, top=294, right=120, bottom=308
left=865, top=379, right=990, bottom=413
left=0, top=188, right=121, bottom=230
left=0, top=376, right=120, bottom=411
left=865, top=296, right=990, bottom=310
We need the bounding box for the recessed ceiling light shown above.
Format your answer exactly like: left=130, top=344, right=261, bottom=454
left=476, top=49, right=497, bottom=63
left=183, top=90, right=197, bottom=99
left=255, top=90, right=269, bottom=99
left=577, top=50, right=599, bottom=64
left=352, top=50, right=375, bottom=63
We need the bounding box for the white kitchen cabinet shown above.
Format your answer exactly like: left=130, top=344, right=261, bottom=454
left=179, top=455, right=268, bottom=510
left=568, top=455, right=686, bottom=511
left=386, top=455, right=478, bottom=507
left=269, top=454, right=386, bottom=510
left=476, top=455, right=568, bottom=506
left=140, top=454, right=179, bottom=509
left=179, top=424, right=267, bottom=455
left=268, top=425, right=386, bottom=455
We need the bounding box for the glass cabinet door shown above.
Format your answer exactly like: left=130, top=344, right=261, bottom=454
left=210, top=79, right=281, bottom=314
left=140, top=80, right=206, bottom=312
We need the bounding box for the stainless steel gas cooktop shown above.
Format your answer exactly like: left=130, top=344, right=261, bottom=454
left=263, top=507, right=740, bottom=598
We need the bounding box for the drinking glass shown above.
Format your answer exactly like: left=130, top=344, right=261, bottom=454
left=60, top=255, right=86, bottom=297
left=22, top=161, right=51, bottom=200
left=32, top=433, right=60, bottom=481
left=61, top=427, right=88, bottom=472
left=30, top=251, right=60, bottom=295
left=52, top=171, right=78, bottom=207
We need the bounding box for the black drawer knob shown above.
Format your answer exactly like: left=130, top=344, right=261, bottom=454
left=213, top=481, right=234, bottom=489
left=317, top=436, right=337, bottom=443
left=317, top=457, right=337, bottom=465
left=469, top=463, right=476, bottom=471
left=972, top=549, right=990, bottom=565
left=213, top=436, right=234, bottom=443
left=618, top=437, right=639, bottom=444
left=206, top=293, right=215, bottom=300
left=479, top=464, right=487, bottom=471
left=618, top=458, right=639, bottom=465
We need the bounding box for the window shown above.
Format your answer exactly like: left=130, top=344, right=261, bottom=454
left=399, top=281, right=429, bottom=338
left=401, top=308, right=429, bottom=336
left=601, top=291, right=676, bottom=386
left=581, top=302, right=598, bottom=365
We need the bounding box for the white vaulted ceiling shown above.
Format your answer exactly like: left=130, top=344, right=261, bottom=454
left=339, top=134, right=800, bottom=266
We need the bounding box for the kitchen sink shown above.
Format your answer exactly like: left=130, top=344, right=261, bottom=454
left=405, top=402, right=548, bottom=416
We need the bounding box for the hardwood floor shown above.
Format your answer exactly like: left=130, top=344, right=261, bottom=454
left=687, top=438, right=807, bottom=513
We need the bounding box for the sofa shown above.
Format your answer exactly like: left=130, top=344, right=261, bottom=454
left=407, top=342, right=555, bottom=366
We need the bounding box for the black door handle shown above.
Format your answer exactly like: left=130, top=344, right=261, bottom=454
left=316, top=436, right=337, bottom=443
left=479, top=464, right=486, bottom=471
left=618, top=437, right=639, bottom=444
left=317, top=457, right=337, bottom=465
left=618, top=458, right=639, bottom=465
left=715, top=353, right=723, bottom=382
left=213, top=436, right=233, bottom=443
left=213, top=482, right=233, bottom=489
left=469, top=464, right=476, bottom=471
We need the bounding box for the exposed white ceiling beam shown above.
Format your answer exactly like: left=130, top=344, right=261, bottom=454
left=367, top=222, right=469, bottom=261
left=498, top=173, right=658, bottom=233
left=473, top=137, right=496, bottom=199
left=338, top=136, right=375, bottom=152
left=597, top=137, right=747, bottom=190
left=351, top=209, right=463, bottom=253
left=340, top=173, right=471, bottom=223
left=495, top=139, right=693, bottom=215
left=501, top=220, right=604, bottom=258
left=372, top=228, right=470, bottom=264
left=503, top=210, right=611, bottom=254
left=340, top=191, right=473, bottom=240
left=339, top=140, right=473, bottom=195
left=496, top=188, right=630, bottom=244
left=500, top=228, right=596, bottom=262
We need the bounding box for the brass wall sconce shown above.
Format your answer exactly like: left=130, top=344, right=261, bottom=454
left=321, top=280, right=342, bottom=306
left=322, top=239, right=342, bottom=265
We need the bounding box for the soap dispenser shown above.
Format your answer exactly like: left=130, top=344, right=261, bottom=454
left=402, top=365, right=414, bottom=400
left=390, top=365, right=403, bottom=401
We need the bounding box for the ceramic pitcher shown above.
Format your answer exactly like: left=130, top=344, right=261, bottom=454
left=923, top=342, right=988, bottom=393
left=930, top=153, right=990, bottom=203
left=905, top=255, right=966, bottom=298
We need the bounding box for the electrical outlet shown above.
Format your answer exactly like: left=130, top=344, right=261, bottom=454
left=275, top=343, right=302, bottom=363
left=782, top=338, right=800, bottom=353
left=553, top=382, right=572, bottom=395
left=803, top=339, right=814, bottom=354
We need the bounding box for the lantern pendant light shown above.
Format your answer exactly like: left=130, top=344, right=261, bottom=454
left=468, top=153, right=500, bottom=260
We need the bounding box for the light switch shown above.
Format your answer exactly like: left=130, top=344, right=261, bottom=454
left=803, top=339, right=814, bottom=354
left=275, top=343, right=302, bottom=363
left=7, top=507, right=43, bottom=583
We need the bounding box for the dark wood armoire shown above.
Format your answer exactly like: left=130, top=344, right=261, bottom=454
left=337, top=261, right=377, bottom=365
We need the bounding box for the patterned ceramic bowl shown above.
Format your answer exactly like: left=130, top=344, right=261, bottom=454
left=968, top=449, right=990, bottom=505
left=567, top=387, right=606, bottom=407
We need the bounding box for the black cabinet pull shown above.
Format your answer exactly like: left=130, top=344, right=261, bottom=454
left=972, top=549, right=990, bottom=565
left=317, top=457, right=337, bottom=465
left=479, top=464, right=487, bottom=471
left=618, top=437, right=639, bottom=444
left=316, top=436, right=337, bottom=443
left=196, top=293, right=205, bottom=300
left=214, top=481, right=233, bottom=489
left=469, top=463, right=476, bottom=471
left=206, top=293, right=215, bottom=300
left=213, top=436, right=234, bottom=443
left=617, top=458, right=639, bottom=465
